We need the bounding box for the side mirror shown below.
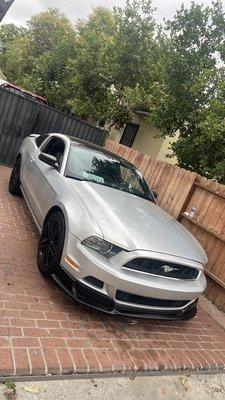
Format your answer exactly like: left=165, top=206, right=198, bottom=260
left=39, top=153, right=59, bottom=170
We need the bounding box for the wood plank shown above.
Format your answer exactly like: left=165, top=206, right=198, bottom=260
left=181, top=215, right=225, bottom=243
left=213, top=247, right=225, bottom=282
left=204, top=277, right=214, bottom=296
left=156, top=163, right=174, bottom=209
left=205, top=270, right=225, bottom=290
left=207, top=282, right=223, bottom=304
left=203, top=195, right=225, bottom=234
left=196, top=182, right=225, bottom=265
left=133, top=152, right=145, bottom=173
left=143, top=157, right=159, bottom=188
left=139, top=154, right=153, bottom=179
left=206, top=240, right=224, bottom=278
left=146, top=161, right=165, bottom=204
left=149, top=161, right=164, bottom=191
left=195, top=178, right=220, bottom=224
left=171, top=170, right=196, bottom=219
left=195, top=181, right=225, bottom=200
left=163, top=166, right=181, bottom=213
left=213, top=289, right=225, bottom=310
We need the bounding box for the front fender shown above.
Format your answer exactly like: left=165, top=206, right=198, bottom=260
left=46, top=198, right=103, bottom=242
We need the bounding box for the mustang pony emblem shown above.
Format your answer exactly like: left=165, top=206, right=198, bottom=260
left=162, top=265, right=179, bottom=273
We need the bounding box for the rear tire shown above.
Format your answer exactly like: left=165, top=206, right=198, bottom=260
left=9, top=157, right=22, bottom=196
left=37, top=211, right=65, bottom=276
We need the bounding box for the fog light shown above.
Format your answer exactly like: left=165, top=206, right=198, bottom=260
left=65, top=256, right=80, bottom=271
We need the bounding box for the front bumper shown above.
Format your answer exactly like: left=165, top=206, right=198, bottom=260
left=57, top=232, right=206, bottom=320
left=52, top=266, right=198, bottom=320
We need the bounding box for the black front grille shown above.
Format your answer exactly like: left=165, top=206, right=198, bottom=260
left=116, top=291, right=189, bottom=308
left=123, top=258, right=199, bottom=280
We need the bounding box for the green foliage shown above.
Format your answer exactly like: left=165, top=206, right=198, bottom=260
left=0, top=23, right=26, bottom=74
left=27, top=8, right=74, bottom=57
left=1, top=1, right=225, bottom=182
left=68, top=6, right=116, bottom=120
left=3, top=35, right=32, bottom=83
left=171, top=68, right=225, bottom=181
left=0, top=8, right=77, bottom=108
left=148, top=1, right=225, bottom=182
left=5, top=380, right=16, bottom=391
left=112, top=0, right=156, bottom=89
left=0, top=23, right=25, bottom=54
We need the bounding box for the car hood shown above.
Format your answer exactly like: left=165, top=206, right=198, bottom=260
left=68, top=181, right=207, bottom=265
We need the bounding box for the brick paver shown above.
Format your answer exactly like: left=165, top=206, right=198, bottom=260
left=0, top=165, right=225, bottom=377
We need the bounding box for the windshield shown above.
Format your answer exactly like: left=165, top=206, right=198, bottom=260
left=65, top=144, right=153, bottom=201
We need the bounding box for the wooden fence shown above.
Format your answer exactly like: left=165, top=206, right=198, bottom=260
left=105, top=139, right=225, bottom=312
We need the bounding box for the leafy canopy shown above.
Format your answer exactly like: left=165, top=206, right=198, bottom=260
left=1, top=1, right=225, bottom=181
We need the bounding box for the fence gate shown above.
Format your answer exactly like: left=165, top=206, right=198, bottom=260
left=0, top=88, right=107, bottom=166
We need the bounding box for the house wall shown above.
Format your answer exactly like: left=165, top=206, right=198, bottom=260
left=107, top=125, right=124, bottom=142
left=108, top=115, right=178, bottom=164
left=131, top=115, right=164, bottom=159
left=156, top=132, right=180, bottom=163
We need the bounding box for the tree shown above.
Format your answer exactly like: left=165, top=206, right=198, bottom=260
left=67, top=6, right=126, bottom=122
left=22, top=36, right=77, bottom=111
left=68, top=0, right=157, bottom=124
left=112, top=0, right=156, bottom=90
left=1, top=1, right=225, bottom=182
left=1, top=9, right=77, bottom=109
left=27, top=8, right=75, bottom=58
left=3, top=35, right=32, bottom=83
left=21, top=9, right=77, bottom=107
left=168, top=1, right=225, bottom=182
left=0, top=23, right=26, bottom=74
left=0, top=2, right=157, bottom=123
left=145, top=1, right=225, bottom=182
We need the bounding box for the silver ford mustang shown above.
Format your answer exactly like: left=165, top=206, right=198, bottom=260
left=9, top=133, right=207, bottom=320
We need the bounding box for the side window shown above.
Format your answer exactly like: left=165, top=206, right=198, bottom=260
left=42, top=137, right=65, bottom=167
left=35, top=134, right=49, bottom=148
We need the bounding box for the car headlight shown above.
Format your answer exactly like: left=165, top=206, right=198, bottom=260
left=82, top=236, right=123, bottom=258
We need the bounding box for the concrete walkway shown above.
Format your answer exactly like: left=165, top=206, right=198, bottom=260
left=1, top=373, right=225, bottom=400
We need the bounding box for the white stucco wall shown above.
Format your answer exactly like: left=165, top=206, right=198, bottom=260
left=107, top=116, right=178, bottom=164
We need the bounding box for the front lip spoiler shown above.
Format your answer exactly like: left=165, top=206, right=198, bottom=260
left=52, top=266, right=198, bottom=321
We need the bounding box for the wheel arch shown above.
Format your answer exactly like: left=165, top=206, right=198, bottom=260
left=43, top=205, right=66, bottom=226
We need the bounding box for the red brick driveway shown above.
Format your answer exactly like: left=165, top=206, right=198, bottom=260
left=0, top=165, right=225, bottom=377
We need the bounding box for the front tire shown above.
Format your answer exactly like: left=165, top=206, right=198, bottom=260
left=9, top=157, right=22, bottom=196
left=37, top=211, right=65, bottom=276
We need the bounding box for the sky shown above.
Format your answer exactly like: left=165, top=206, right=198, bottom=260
left=1, top=0, right=225, bottom=26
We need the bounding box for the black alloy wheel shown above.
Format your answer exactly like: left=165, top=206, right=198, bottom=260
left=9, top=157, right=22, bottom=195
left=37, top=211, right=65, bottom=276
